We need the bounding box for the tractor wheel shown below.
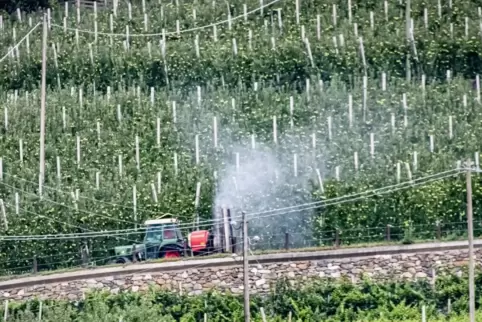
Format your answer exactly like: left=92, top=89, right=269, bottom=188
left=160, top=250, right=181, bottom=259
left=114, top=257, right=131, bottom=264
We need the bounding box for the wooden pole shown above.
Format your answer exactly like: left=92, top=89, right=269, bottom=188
left=466, top=160, right=475, bottom=322
left=243, top=212, right=250, bottom=322
left=39, top=14, right=48, bottom=193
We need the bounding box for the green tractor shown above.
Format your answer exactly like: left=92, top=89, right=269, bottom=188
left=112, top=217, right=218, bottom=264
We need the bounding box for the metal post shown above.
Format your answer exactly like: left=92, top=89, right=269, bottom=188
left=131, top=244, right=137, bottom=263
left=466, top=161, right=475, bottom=322
left=227, top=208, right=236, bottom=253
left=213, top=207, right=223, bottom=251
left=335, top=229, right=340, bottom=247
left=223, top=207, right=231, bottom=253
left=4, top=300, right=8, bottom=321
left=38, top=301, right=43, bottom=321
left=242, top=212, right=250, bottom=322
left=260, top=307, right=267, bottom=322
left=81, top=244, right=89, bottom=268
left=39, top=14, right=48, bottom=193
left=32, top=256, right=38, bottom=274
left=405, top=0, right=411, bottom=82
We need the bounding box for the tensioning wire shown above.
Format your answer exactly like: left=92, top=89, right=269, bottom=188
left=0, top=168, right=462, bottom=240
left=51, top=0, right=283, bottom=37
left=0, top=22, right=41, bottom=63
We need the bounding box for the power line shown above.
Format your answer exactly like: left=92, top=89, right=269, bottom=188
left=0, top=180, right=138, bottom=225
left=0, top=168, right=461, bottom=240
left=2, top=172, right=168, bottom=217
left=245, top=168, right=460, bottom=218
left=1, top=169, right=461, bottom=238
left=0, top=228, right=141, bottom=240
left=1, top=168, right=461, bottom=232
left=1, top=201, right=143, bottom=246
left=252, top=170, right=460, bottom=221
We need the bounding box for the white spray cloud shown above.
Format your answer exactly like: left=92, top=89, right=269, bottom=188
left=214, top=137, right=318, bottom=250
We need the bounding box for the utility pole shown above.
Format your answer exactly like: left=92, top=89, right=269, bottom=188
left=466, top=160, right=475, bottom=322
left=242, top=212, right=250, bottom=322
left=39, top=13, right=48, bottom=195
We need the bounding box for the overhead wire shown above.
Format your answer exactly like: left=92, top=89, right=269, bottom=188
left=0, top=181, right=227, bottom=231
left=251, top=169, right=461, bottom=221
left=0, top=168, right=456, bottom=236
left=0, top=168, right=462, bottom=240
left=2, top=172, right=168, bottom=218
left=0, top=228, right=142, bottom=241
left=0, top=168, right=462, bottom=239
left=0, top=22, right=41, bottom=63
left=4, top=167, right=461, bottom=225
left=0, top=158, right=461, bottom=232
left=245, top=168, right=460, bottom=218
left=1, top=201, right=145, bottom=246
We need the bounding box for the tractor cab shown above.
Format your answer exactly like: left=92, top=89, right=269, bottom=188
left=143, top=218, right=185, bottom=259
left=144, top=218, right=183, bottom=243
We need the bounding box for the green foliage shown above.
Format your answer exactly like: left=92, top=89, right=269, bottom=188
left=1, top=75, right=482, bottom=274
left=313, top=171, right=477, bottom=244
left=1, top=0, right=482, bottom=278
left=4, top=272, right=482, bottom=321
left=0, top=0, right=482, bottom=90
